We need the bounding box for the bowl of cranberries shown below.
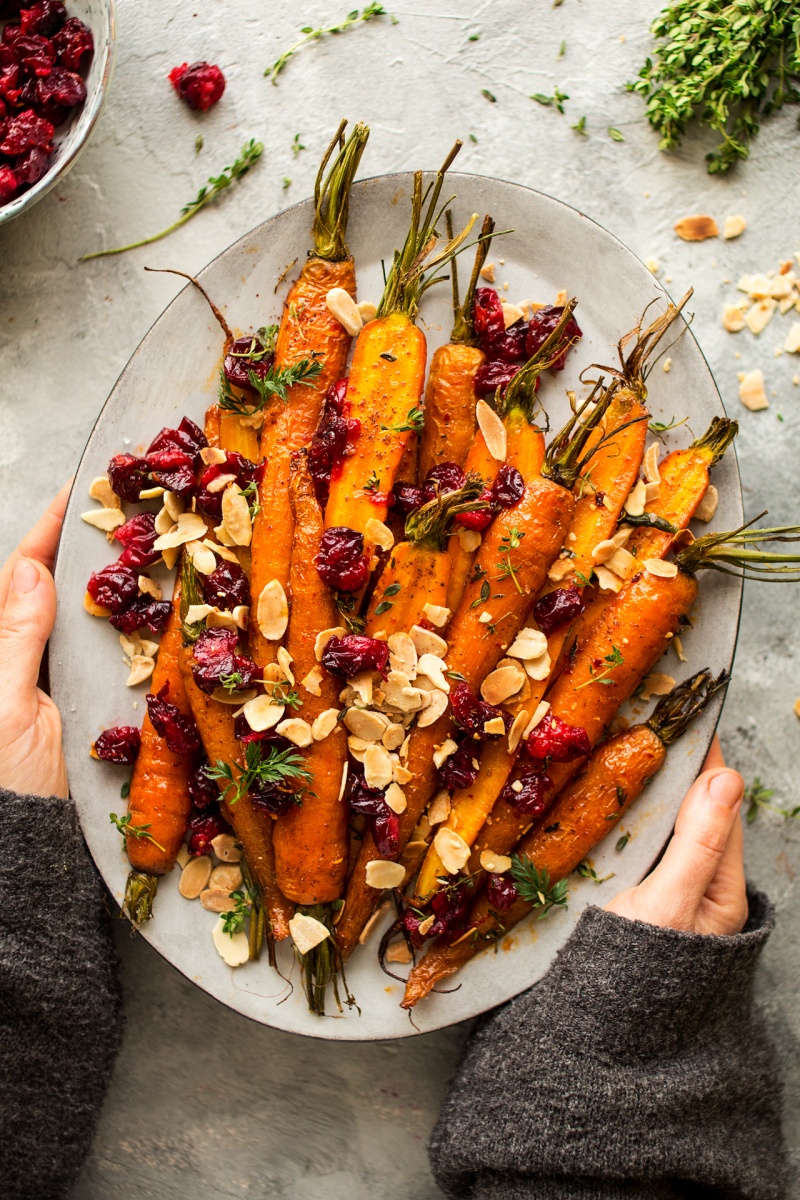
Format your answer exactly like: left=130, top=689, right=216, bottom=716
left=0, top=0, right=115, bottom=223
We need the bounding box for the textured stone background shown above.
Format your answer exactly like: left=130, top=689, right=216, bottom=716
left=1, top=0, right=798, bottom=1194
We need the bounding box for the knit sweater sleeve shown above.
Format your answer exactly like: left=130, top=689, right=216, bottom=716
left=0, top=789, right=122, bottom=1200
left=429, top=890, right=786, bottom=1200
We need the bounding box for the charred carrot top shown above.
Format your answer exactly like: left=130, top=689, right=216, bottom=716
left=401, top=669, right=729, bottom=1008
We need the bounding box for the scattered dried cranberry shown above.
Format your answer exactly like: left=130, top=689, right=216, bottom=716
left=13, top=142, right=47, bottom=181
left=250, top=777, right=301, bottom=817
left=202, top=560, right=248, bottom=611
left=0, top=107, right=53, bottom=154
left=526, top=714, right=590, bottom=762
left=148, top=415, right=206, bottom=458
left=321, top=633, right=390, bottom=680
left=87, top=561, right=138, bottom=614
left=107, top=453, right=149, bottom=503
left=146, top=683, right=202, bottom=756
left=347, top=765, right=399, bottom=860
left=373, top=810, right=400, bottom=859
left=474, top=359, right=523, bottom=398
left=485, top=322, right=528, bottom=364
left=145, top=417, right=206, bottom=496
left=429, top=879, right=472, bottom=937
left=19, top=1, right=65, bottom=37
left=93, top=725, right=140, bottom=766
left=169, top=60, right=225, bottom=112
left=472, top=287, right=505, bottom=343
left=532, top=584, right=585, bottom=637
left=421, top=462, right=466, bottom=504
left=308, top=379, right=360, bottom=505
left=486, top=872, right=518, bottom=911
left=455, top=488, right=494, bottom=531
left=314, top=526, right=369, bottom=593
left=53, top=15, right=92, bottom=69
left=0, top=162, right=17, bottom=201
left=114, top=512, right=159, bottom=569
left=450, top=681, right=508, bottom=739
left=525, top=305, right=582, bottom=370
left=491, top=464, right=524, bottom=509
left=391, top=480, right=424, bottom=516
left=501, top=770, right=552, bottom=816
left=108, top=594, right=171, bottom=635
left=437, top=740, right=480, bottom=791
left=186, top=809, right=229, bottom=856
left=196, top=450, right=264, bottom=521
left=222, top=334, right=275, bottom=393
left=35, top=63, right=84, bottom=116
left=191, top=626, right=262, bottom=694
left=188, top=762, right=219, bottom=811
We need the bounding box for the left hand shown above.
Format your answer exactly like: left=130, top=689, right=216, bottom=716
left=0, top=483, right=71, bottom=800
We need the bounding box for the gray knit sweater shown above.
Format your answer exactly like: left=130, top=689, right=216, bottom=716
left=0, top=791, right=787, bottom=1199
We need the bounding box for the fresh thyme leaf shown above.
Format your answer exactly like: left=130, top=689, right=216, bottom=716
left=571, top=114, right=587, bottom=135
left=381, top=406, right=424, bottom=434
left=558, top=39, right=566, bottom=58
left=469, top=133, right=478, bottom=144
left=495, top=528, right=525, bottom=594
left=364, top=469, right=381, bottom=493
left=531, top=86, right=569, bottom=113
left=109, top=811, right=165, bottom=853
left=271, top=684, right=303, bottom=710
left=267, top=3, right=388, bottom=83
left=649, top=414, right=689, bottom=437
left=374, top=600, right=393, bottom=616
left=576, top=860, right=614, bottom=884
left=575, top=644, right=624, bottom=690
left=607, top=126, right=625, bottom=142
left=336, top=592, right=366, bottom=634
left=383, top=582, right=401, bottom=597
left=195, top=134, right=203, bottom=154
left=469, top=32, right=480, bottom=42
left=120, top=781, right=130, bottom=800
left=219, top=671, right=246, bottom=693
left=616, top=832, right=630, bottom=852
left=283, top=177, right=292, bottom=189
left=208, top=742, right=312, bottom=807
left=744, top=777, right=800, bottom=824
left=482, top=88, right=497, bottom=102
left=292, top=132, right=306, bottom=156
left=509, top=855, right=568, bottom=917
left=81, top=140, right=264, bottom=260
left=221, top=888, right=252, bottom=936
left=219, top=358, right=323, bottom=415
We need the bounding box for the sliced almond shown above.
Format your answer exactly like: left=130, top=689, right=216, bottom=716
left=673, top=634, right=687, bottom=663
left=220, top=485, right=252, bottom=547
left=344, top=708, right=387, bottom=742
left=138, top=575, right=162, bottom=601
left=365, top=517, right=394, bottom=553
left=643, top=443, right=660, bottom=484
left=358, top=901, right=391, bottom=945
left=595, top=565, right=623, bottom=593
left=126, top=655, right=155, bottom=686
left=523, top=701, right=550, bottom=738
left=624, top=479, right=647, bottom=518
left=694, top=484, right=719, bottom=523
left=210, top=833, right=242, bottom=862
left=644, top=558, right=678, bottom=578
left=722, top=304, right=746, bottom=333
left=209, top=864, right=243, bottom=892
left=232, top=601, right=250, bottom=629
left=480, top=262, right=495, bottom=282
left=163, top=492, right=186, bottom=522
left=277, top=645, right=294, bottom=685
left=357, top=300, right=378, bottom=323
left=524, top=651, right=552, bottom=681
left=154, top=507, right=174, bottom=537
left=416, top=653, right=450, bottom=692
left=640, top=671, right=676, bottom=702
left=784, top=322, right=800, bottom=354
left=241, top=694, right=285, bottom=732
left=301, top=666, right=324, bottom=697
left=325, top=286, right=362, bottom=336
left=186, top=540, right=218, bottom=576
left=744, top=299, right=776, bottom=336
left=176, top=845, right=191, bottom=869
left=256, top=579, right=289, bottom=641
left=606, top=547, right=637, bottom=581
left=409, top=625, right=448, bottom=658
left=422, top=602, right=450, bottom=629
left=547, top=557, right=574, bottom=583
left=365, top=859, right=405, bottom=890
left=153, top=511, right=207, bottom=551
left=211, top=686, right=258, bottom=706
left=385, top=940, right=413, bottom=964
left=84, top=591, right=111, bottom=617
left=459, top=529, right=482, bottom=553
left=206, top=473, right=237, bottom=495
left=738, top=368, right=769, bottom=411
left=417, top=688, right=449, bottom=727
left=201, top=446, right=228, bottom=466
left=508, top=709, right=529, bottom=753
left=289, top=912, right=331, bottom=955
left=433, top=738, right=458, bottom=770
left=476, top=399, right=507, bottom=461
left=204, top=537, right=239, bottom=564
left=428, top=790, right=451, bottom=825
left=315, top=626, right=346, bottom=661
left=480, top=850, right=512, bottom=874
left=644, top=481, right=661, bottom=505
left=385, top=782, right=407, bottom=814
left=89, top=476, right=121, bottom=509
left=200, top=889, right=236, bottom=913
left=275, top=717, right=313, bottom=747
left=506, top=627, right=548, bottom=661
left=480, top=663, right=526, bottom=706
left=350, top=670, right=374, bottom=706
left=478, top=611, right=492, bottom=625
left=212, top=919, right=250, bottom=967
left=483, top=716, right=506, bottom=736
left=81, top=507, right=126, bottom=532
left=185, top=603, right=214, bottom=625
left=363, top=744, right=394, bottom=790
left=434, top=827, right=470, bottom=875
left=179, top=855, right=212, bottom=899
left=382, top=722, right=406, bottom=751
left=312, top=708, right=339, bottom=741
left=394, top=763, right=413, bottom=785
left=674, top=214, right=718, bottom=242
left=139, top=485, right=165, bottom=501
left=337, top=762, right=349, bottom=803
left=501, top=301, right=524, bottom=329
left=722, top=214, right=746, bottom=240
left=388, top=632, right=418, bottom=678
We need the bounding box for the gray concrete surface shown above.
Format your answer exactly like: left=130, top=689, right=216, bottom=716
left=1, top=0, right=798, bottom=1194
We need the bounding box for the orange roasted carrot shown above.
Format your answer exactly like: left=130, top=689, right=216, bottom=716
left=249, top=121, right=369, bottom=670
left=401, top=668, right=728, bottom=1006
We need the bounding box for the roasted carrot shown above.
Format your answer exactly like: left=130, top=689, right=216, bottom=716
left=249, top=121, right=369, bottom=670
left=272, top=452, right=350, bottom=904
left=122, top=587, right=195, bottom=923
left=401, top=668, right=729, bottom=1006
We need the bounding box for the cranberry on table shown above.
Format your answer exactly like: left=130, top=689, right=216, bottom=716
left=472, top=287, right=505, bottom=344
left=314, top=526, right=369, bottom=593
left=169, top=61, right=225, bottom=112
left=146, top=684, right=202, bottom=756
left=93, top=726, right=141, bottom=766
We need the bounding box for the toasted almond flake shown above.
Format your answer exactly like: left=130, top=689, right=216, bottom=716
left=501, top=301, right=524, bottom=329
left=204, top=538, right=239, bottom=564
left=422, top=602, right=450, bottom=628
left=722, top=304, right=746, bottom=333
left=126, top=655, right=155, bottom=686
left=672, top=635, right=687, bottom=663
left=365, top=859, right=406, bottom=889
left=456, top=528, right=482, bottom=556
left=200, top=888, right=236, bottom=913
left=769, top=274, right=794, bottom=299
left=153, top=507, right=173, bottom=538
left=357, top=300, right=378, bottom=323
left=483, top=716, right=506, bottom=736
left=744, top=298, right=776, bottom=336
left=289, top=912, right=331, bottom=955
left=134, top=575, right=161, bottom=603
left=201, top=446, right=228, bottom=466
left=212, top=686, right=258, bottom=706
left=385, top=782, right=407, bottom=814
left=153, top=511, right=207, bottom=551
left=363, top=743, right=394, bottom=790
left=206, top=473, right=237, bottom=494
left=212, top=918, right=250, bottom=966
left=643, top=443, right=660, bottom=484
left=409, top=625, right=448, bottom=659
left=311, top=709, right=339, bottom=741
left=738, top=369, right=769, bottom=411
left=207, top=865, right=242, bottom=895
left=723, top=214, right=746, bottom=240
left=645, top=257, right=660, bottom=275
left=784, top=322, right=800, bottom=354
left=179, top=855, right=212, bottom=899
left=337, top=762, right=348, bottom=803
left=606, top=547, right=637, bottom=581
left=644, top=481, right=661, bottom=505
left=394, top=763, right=413, bottom=785
left=276, top=646, right=294, bottom=685
left=325, top=286, right=362, bottom=336
left=481, top=663, right=526, bottom=706
left=640, top=672, right=676, bottom=702
left=434, top=827, right=471, bottom=875
left=524, top=651, right=552, bottom=681
left=241, top=694, right=285, bottom=732
left=416, top=653, right=450, bottom=692
left=315, top=626, right=346, bottom=661
left=480, top=850, right=512, bottom=874
left=547, top=557, right=574, bottom=583
left=523, top=701, right=550, bottom=738
left=176, top=844, right=191, bottom=869
left=164, top=491, right=185, bottom=523
left=480, top=262, right=495, bottom=282
left=475, top=399, right=507, bottom=461
left=208, top=608, right=240, bottom=632
left=84, top=591, right=111, bottom=617
left=417, top=688, right=449, bottom=727
left=674, top=214, right=718, bottom=242
left=162, top=546, right=181, bottom=570
left=694, top=484, right=719, bottom=523
left=433, top=738, right=458, bottom=770
left=478, top=611, right=492, bottom=625
left=505, top=710, right=528, bottom=753
left=511, top=780, right=524, bottom=793
left=357, top=901, right=391, bottom=945
left=365, top=517, right=394, bottom=552
left=382, top=722, right=405, bottom=751
left=210, top=833, right=242, bottom=863
left=507, top=627, right=548, bottom=661
left=592, top=537, right=618, bottom=565
left=644, top=558, right=678, bottom=578
left=388, top=632, right=417, bottom=678
left=232, top=605, right=249, bottom=631
left=89, top=475, right=121, bottom=509
left=256, top=579, right=289, bottom=641
left=275, top=717, right=313, bottom=748
left=139, top=485, right=165, bottom=500
left=417, top=914, right=435, bottom=937
left=185, top=603, right=214, bottom=625
left=221, top=485, right=252, bottom=547
left=624, top=479, right=647, bottom=518
left=385, top=940, right=413, bottom=964
left=81, top=506, right=126, bottom=532
left=344, top=708, right=386, bottom=742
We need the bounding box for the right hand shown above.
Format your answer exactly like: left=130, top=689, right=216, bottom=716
left=0, top=483, right=71, bottom=800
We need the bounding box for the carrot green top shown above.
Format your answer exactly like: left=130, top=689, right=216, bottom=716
left=312, top=120, right=370, bottom=262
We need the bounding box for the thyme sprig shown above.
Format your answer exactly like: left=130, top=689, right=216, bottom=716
left=267, top=3, right=388, bottom=83
left=509, top=855, right=568, bottom=917
left=219, top=358, right=323, bottom=414
left=81, top=140, right=264, bottom=260
left=745, top=778, right=800, bottom=824
left=531, top=86, right=569, bottom=113
left=381, top=406, right=425, bottom=434
left=109, top=811, right=165, bottom=853
left=208, top=742, right=312, bottom=807
left=629, top=0, right=800, bottom=173
left=495, top=527, right=525, bottom=594
left=221, top=888, right=253, bottom=936
left=575, top=644, right=624, bottom=691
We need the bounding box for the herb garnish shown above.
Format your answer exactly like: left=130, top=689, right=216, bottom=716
left=510, top=855, right=568, bottom=917
left=364, top=469, right=381, bottom=493
left=571, top=115, right=588, bottom=136
left=219, top=358, right=323, bottom=414
left=208, top=743, right=312, bottom=807
left=607, top=126, right=625, bottom=142
left=575, top=645, right=624, bottom=690
left=531, top=86, right=569, bottom=113
left=109, top=811, right=165, bottom=852
left=576, top=860, right=615, bottom=884
left=744, top=777, right=800, bottom=824
left=292, top=133, right=306, bottom=156
left=221, top=888, right=253, bottom=936
left=267, top=3, right=388, bottom=83
left=615, top=832, right=630, bottom=852
left=381, top=406, right=425, bottom=434
left=495, top=527, right=525, bottom=594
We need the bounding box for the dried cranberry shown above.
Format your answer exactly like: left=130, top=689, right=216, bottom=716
left=87, top=561, right=138, bottom=614
left=486, top=872, right=518, bottom=910
left=196, top=451, right=264, bottom=521
left=321, top=633, right=390, bottom=680
left=13, top=143, right=48, bottom=182
left=35, top=63, right=85, bottom=112
left=455, top=488, right=494, bottom=531
left=501, top=770, right=552, bottom=816
left=429, top=878, right=472, bottom=936
left=234, top=718, right=293, bottom=754
left=114, top=512, right=159, bottom=569
left=202, top=561, right=248, bottom=610
left=347, top=766, right=399, bottom=860
left=421, top=462, right=466, bottom=504
left=472, top=287, right=505, bottom=344
left=491, top=464, right=524, bottom=509
left=474, top=359, right=523, bottom=398
left=222, top=334, right=275, bottom=393
left=314, top=526, right=369, bottom=593
left=250, top=777, right=301, bottom=817
left=107, top=453, right=149, bottom=502
left=53, top=15, right=92, bottom=70
left=525, top=306, right=582, bottom=370
left=308, top=379, right=359, bottom=505
left=146, top=683, right=202, bottom=756
left=12, top=34, right=55, bottom=77
left=0, top=163, right=18, bottom=202
left=437, top=741, right=480, bottom=791
left=532, top=584, right=585, bottom=637
left=450, top=681, right=508, bottom=739
left=186, top=810, right=229, bottom=856
left=373, top=811, right=400, bottom=859
left=391, top=480, right=424, bottom=516
left=0, top=107, right=53, bottom=153
left=0, top=2, right=24, bottom=17
left=93, top=725, right=141, bottom=765
left=108, top=595, right=171, bottom=635
left=0, top=62, right=22, bottom=104
left=526, top=714, right=590, bottom=762
left=145, top=448, right=196, bottom=499
left=188, top=762, right=219, bottom=810
left=169, top=61, right=225, bottom=112
left=19, top=2, right=65, bottom=37
left=147, top=415, right=206, bottom=458
left=191, top=626, right=262, bottom=694
left=485, top=322, right=528, bottom=364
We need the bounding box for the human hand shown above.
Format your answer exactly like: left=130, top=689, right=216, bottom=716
left=0, top=483, right=71, bottom=800
left=605, top=736, right=747, bottom=936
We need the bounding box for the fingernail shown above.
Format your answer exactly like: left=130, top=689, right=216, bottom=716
left=708, top=770, right=743, bottom=809
left=11, top=558, right=40, bottom=596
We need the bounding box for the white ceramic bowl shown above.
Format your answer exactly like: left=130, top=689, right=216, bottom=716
left=0, top=0, right=115, bottom=225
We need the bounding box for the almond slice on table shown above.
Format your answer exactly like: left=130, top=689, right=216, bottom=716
left=738, top=369, right=769, bottom=412
left=126, top=655, right=155, bottom=687
left=722, top=215, right=746, bottom=240
left=138, top=575, right=162, bottom=600
left=644, top=559, right=678, bottom=579
left=722, top=305, right=746, bottom=333
left=357, top=300, right=378, bottom=323
left=674, top=214, right=718, bottom=242
left=209, top=864, right=243, bottom=892
left=200, top=889, right=236, bottom=913
left=475, top=399, right=507, bottom=461
left=639, top=672, right=676, bottom=702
